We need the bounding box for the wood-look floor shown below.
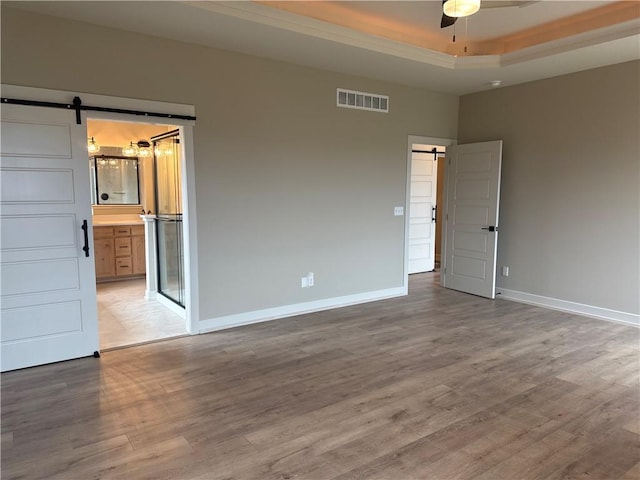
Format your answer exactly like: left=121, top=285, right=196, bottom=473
left=2, top=273, right=639, bottom=479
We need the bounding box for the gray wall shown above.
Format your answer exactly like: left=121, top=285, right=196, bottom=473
left=1, top=7, right=459, bottom=321
left=459, top=61, right=640, bottom=315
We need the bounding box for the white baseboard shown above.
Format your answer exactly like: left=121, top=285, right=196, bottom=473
left=496, top=288, right=639, bottom=327
left=198, top=286, right=408, bottom=334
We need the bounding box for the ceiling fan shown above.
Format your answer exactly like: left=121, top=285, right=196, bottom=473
left=440, top=0, right=539, bottom=28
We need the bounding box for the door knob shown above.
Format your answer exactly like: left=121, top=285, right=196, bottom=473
left=481, top=226, right=498, bottom=232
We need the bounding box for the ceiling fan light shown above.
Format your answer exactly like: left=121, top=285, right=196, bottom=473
left=443, top=0, right=481, bottom=17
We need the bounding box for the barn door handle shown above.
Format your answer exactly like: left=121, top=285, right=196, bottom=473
left=81, top=220, right=90, bottom=257
left=481, top=226, right=498, bottom=232
left=432, top=206, right=437, bottom=223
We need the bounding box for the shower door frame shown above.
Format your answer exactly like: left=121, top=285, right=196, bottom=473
left=152, top=129, right=186, bottom=308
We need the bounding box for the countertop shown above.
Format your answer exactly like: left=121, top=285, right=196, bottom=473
left=93, top=220, right=144, bottom=226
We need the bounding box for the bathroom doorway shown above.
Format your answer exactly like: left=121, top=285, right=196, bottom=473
left=87, top=119, right=187, bottom=350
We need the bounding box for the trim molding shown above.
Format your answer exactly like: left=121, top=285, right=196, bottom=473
left=194, top=1, right=640, bottom=66
left=198, top=286, right=407, bottom=334
left=496, top=288, right=639, bottom=327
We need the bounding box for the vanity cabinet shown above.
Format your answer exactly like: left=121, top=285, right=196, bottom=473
left=94, top=227, right=116, bottom=278
left=94, top=224, right=145, bottom=281
left=131, top=226, right=146, bottom=275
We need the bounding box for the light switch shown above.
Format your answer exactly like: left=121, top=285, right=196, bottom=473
left=394, top=206, right=404, bottom=216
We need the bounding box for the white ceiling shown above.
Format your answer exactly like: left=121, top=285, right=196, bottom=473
left=6, top=1, right=640, bottom=94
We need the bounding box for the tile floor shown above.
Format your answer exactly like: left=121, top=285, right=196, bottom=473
left=97, top=278, right=187, bottom=350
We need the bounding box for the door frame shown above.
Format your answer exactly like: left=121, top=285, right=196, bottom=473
left=2, top=84, right=199, bottom=335
left=404, top=135, right=456, bottom=290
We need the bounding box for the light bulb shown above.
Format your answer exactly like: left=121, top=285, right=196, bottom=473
left=154, top=145, right=173, bottom=156
left=87, top=137, right=100, bottom=154
left=138, top=146, right=152, bottom=157
left=122, top=142, right=139, bottom=157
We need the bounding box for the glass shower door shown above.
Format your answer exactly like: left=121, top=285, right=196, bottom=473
left=153, top=130, right=184, bottom=307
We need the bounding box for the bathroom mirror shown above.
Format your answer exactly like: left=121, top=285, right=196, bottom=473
left=90, top=156, right=140, bottom=205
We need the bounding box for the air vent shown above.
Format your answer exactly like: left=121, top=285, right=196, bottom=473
left=337, top=88, right=389, bottom=113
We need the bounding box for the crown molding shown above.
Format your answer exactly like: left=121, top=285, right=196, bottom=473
left=187, top=1, right=457, bottom=68
left=500, top=19, right=640, bottom=67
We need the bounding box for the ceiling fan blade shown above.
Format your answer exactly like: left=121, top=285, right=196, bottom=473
left=441, top=13, right=457, bottom=28
left=440, top=0, right=457, bottom=28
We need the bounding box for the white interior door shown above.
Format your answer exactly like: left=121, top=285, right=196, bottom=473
left=1, top=103, right=99, bottom=372
left=408, top=147, right=438, bottom=274
left=441, top=140, right=502, bottom=299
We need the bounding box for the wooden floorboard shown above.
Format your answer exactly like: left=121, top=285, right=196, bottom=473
left=2, top=273, right=638, bottom=479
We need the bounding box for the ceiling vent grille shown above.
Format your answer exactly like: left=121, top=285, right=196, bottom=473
left=337, top=88, right=389, bottom=113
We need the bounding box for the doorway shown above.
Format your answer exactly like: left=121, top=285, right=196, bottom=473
left=1, top=84, right=198, bottom=371
left=87, top=119, right=187, bottom=349
left=405, top=136, right=454, bottom=284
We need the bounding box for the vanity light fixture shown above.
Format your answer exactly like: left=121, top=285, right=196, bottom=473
left=154, top=143, right=174, bottom=156
left=123, top=139, right=153, bottom=158
left=122, top=141, right=139, bottom=157
left=136, top=140, right=153, bottom=158
left=87, top=136, right=100, bottom=154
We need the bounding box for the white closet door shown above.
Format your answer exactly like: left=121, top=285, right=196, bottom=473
left=408, top=150, right=438, bottom=274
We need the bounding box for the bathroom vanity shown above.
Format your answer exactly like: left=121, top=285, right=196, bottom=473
left=94, top=223, right=145, bottom=281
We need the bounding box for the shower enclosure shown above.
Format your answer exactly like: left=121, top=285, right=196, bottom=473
left=152, top=130, right=184, bottom=307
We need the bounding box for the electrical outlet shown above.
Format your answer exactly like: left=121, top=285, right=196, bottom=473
left=301, top=276, right=309, bottom=288
left=308, top=272, right=314, bottom=287
left=394, top=206, right=404, bottom=216
left=502, top=266, right=509, bottom=277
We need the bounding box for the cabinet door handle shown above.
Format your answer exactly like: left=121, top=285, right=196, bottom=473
left=81, top=220, right=90, bottom=257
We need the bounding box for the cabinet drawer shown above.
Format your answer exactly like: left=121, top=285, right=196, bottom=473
left=114, top=226, right=131, bottom=237
left=130, top=225, right=144, bottom=236
left=115, top=257, right=133, bottom=276
left=114, top=237, right=131, bottom=257
left=94, top=226, right=114, bottom=239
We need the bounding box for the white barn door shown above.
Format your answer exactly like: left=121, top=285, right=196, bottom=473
left=408, top=148, right=438, bottom=274
left=1, top=104, right=99, bottom=371
left=441, top=141, right=502, bottom=299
